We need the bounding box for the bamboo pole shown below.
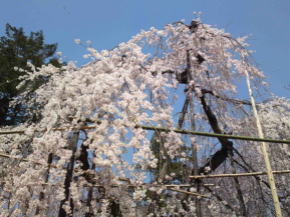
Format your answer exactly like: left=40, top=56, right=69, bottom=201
left=0, top=124, right=290, bottom=144
left=0, top=181, right=208, bottom=198
left=137, top=125, right=290, bottom=144
left=2, top=149, right=289, bottom=180
left=244, top=70, right=283, bottom=217
left=0, top=152, right=57, bottom=168
left=190, top=170, right=290, bottom=179
left=0, top=152, right=36, bottom=164
left=0, top=179, right=214, bottom=188
left=167, top=188, right=208, bottom=198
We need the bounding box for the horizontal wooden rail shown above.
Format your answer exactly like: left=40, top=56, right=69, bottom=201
left=190, top=170, right=290, bottom=179
left=1, top=122, right=289, bottom=144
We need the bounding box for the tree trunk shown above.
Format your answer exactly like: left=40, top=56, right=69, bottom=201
left=35, top=153, right=53, bottom=215
left=189, top=98, right=202, bottom=217
left=58, top=132, right=79, bottom=217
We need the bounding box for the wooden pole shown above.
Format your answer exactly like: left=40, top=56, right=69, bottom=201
left=190, top=170, right=290, bottom=179
left=167, top=188, right=208, bottom=198
left=0, top=124, right=290, bottom=144
left=244, top=70, right=283, bottom=217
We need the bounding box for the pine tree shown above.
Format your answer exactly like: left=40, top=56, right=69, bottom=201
left=0, top=24, right=62, bottom=126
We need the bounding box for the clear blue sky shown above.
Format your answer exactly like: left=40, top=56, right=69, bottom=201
left=1, top=0, right=289, bottom=97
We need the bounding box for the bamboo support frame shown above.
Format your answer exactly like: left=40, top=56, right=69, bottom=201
left=2, top=150, right=289, bottom=179
left=0, top=123, right=290, bottom=144
left=0, top=36, right=287, bottom=216
left=0, top=81, right=287, bottom=214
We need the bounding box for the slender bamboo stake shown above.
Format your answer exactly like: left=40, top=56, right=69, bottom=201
left=0, top=130, right=26, bottom=135
left=0, top=152, right=40, bottom=164
left=244, top=70, right=283, bottom=217
left=189, top=170, right=290, bottom=179
left=0, top=180, right=214, bottom=188
left=167, top=188, right=208, bottom=198
left=1, top=124, right=290, bottom=144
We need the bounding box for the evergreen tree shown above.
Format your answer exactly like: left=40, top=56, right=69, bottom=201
left=0, top=24, right=62, bottom=126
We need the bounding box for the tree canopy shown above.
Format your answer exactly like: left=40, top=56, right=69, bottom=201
left=0, top=19, right=289, bottom=217
left=0, top=24, right=62, bottom=126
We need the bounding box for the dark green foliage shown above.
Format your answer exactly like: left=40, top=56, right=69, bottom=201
left=0, top=24, right=62, bottom=126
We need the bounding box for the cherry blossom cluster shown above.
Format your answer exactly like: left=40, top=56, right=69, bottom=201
left=1, top=19, right=281, bottom=217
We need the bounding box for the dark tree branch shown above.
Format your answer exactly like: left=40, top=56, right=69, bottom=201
left=198, top=93, right=233, bottom=174
left=229, top=154, right=247, bottom=216
left=231, top=149, right=290, bottom=214
left=201, top=89, right=251, bottom=106
left=233, top=148, right=271, bottom=188
left=178, top=96, right=190, bottom=129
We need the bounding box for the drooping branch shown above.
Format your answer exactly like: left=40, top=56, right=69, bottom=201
left=228, top=154, right=247, bottom=216
left=233, top=148, right=271, bottom=188
left=201, top=88, right=251, bottom=106
left=202, top=184, right=236, bottom=212
left=161, top=68, right=251, bottom=106
left=231, top=148, right=290, bottom=213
